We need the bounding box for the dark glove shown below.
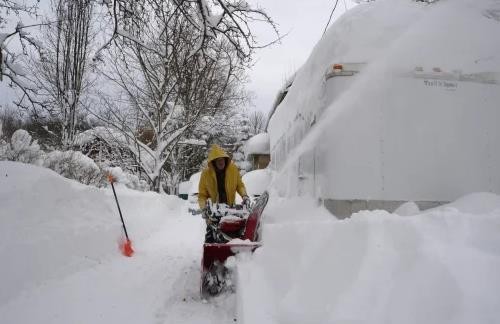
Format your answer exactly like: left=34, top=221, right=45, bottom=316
left=201, top=206, right=210, bottom=219
left=242, top=195, right=251, bottom=209
left=202, top=206, right=214, bottom=224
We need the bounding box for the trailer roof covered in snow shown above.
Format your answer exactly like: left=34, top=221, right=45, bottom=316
left=267, top=0, right=500, bottom=215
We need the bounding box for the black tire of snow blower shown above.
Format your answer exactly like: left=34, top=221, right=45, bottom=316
left=201, top=261, right=230, bottom=297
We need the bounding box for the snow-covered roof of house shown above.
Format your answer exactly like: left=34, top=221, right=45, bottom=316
left=243, top=133, right=270, bottom=157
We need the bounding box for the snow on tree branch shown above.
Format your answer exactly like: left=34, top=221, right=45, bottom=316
left=94, top=0, right=279, bottom=64
left=0, top=1, right=42, bottom=82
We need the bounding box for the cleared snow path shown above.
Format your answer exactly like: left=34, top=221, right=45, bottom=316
left=0, top=162, right=236, bottom=323
left=1, top=215, right=236, bottom=323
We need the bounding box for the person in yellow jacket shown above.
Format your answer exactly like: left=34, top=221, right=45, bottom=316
left=198, top=144, right=249, bottom=212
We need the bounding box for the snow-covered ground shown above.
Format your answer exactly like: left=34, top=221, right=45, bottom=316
left=237, top=193, right=500, bottom=324
left=2, top=1, right=500, bottom=322
left=2, top=161, right=500, bottom=323
left=0, top=161, right=237, bottom=323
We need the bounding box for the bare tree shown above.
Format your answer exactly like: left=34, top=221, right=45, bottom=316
left=0, top=104, right=23, bottom=139
left=3, top=0, right=278, bottom=112
left=0, top=1, right=44, bottom=103
left=92, top=0, right=247, bottom=192
left=94, top=0, right=280, bottom=64
left=248, top=110, right=265, bottom=135
left=26, top=0, right=94, bottom=148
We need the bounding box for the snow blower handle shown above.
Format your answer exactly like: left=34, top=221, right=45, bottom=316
left=242, top=195, right=252, bottom=211
left=108, top=174, right=134, bottom=257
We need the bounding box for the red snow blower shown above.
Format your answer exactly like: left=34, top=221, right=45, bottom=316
left=200, top=191, right=269, bottom=297
left=108, top=174, right=134, bottom=257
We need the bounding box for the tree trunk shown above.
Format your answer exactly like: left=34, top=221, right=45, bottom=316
left=152, top=175, right=162, bottom=193
left=54, top=0, right=93, bottom=149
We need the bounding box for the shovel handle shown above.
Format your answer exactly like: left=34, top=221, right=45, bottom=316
left=109, top=176, right=130, bottom=241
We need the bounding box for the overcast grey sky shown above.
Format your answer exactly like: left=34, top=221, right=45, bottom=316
left=1, top=1, right=355, bottom=116
left=246, top=0, right=356, bottom=115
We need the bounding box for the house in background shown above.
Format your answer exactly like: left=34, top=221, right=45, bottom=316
left=241, top=133, right=272, bottom=198
left=243, top=133, right=270, bottom=170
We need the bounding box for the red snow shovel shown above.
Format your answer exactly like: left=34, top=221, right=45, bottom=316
left=108, top=174, right=134, bottom=257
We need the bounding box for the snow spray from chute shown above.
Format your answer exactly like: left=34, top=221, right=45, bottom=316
left=268, top=59, right=391, bottom=194
left=108, top=174, right=134, bottom=257
left=266, top=3, right=433, bottom=195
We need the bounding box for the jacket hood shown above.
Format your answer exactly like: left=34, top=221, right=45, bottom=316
left=207, top=144, right=229, bottom=163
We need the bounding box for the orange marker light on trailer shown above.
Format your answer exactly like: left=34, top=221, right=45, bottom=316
left=333, top=64, right=343, bottom=71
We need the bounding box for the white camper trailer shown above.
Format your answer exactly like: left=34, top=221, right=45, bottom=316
left=267, top=0, right=500, bottom=218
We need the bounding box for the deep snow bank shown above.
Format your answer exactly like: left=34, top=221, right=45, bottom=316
left=242, top=168, right=272, bottom=197
left=0, top=161, right=184, bottom=305
left=0, top=161, right=242, bottom=324
left=237, top=192, right=500, bottom=324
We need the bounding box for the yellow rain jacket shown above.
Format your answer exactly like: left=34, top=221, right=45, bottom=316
left=198, top=145, right=247, bottom=209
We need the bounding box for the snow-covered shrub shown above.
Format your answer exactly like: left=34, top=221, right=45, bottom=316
left=0, top=122, right=8, bottom=159
left=236, top=160, right=252, bottom=173
left=2, top=129, right=45, bottom=164
left=43, top=150, right=106, bottom=186
left=0, top=141, right=7, bottom=159
left=0, top=140, right=9, bottom=160
left=1, top=127, right=152, bottom=190
left=126, top=174, right=150, bottom=191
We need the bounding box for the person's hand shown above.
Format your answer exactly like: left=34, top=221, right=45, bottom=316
left=204, top=210, right=214, bottom=225
left=202, top=206, right=213, bottom=223
left=242, top=195, right=251, bottom=209
left=201, top=206, right=209, bottom=218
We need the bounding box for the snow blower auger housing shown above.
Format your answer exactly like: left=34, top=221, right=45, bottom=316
left=200, top=191, right=269, bottom=298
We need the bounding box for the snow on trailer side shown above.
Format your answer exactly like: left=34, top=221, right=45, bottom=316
left=267, top=0, right=500, bottom=218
